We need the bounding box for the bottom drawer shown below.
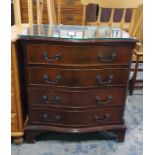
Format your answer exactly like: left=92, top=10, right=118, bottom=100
left=29, top=108, right=123, bottom=127
left=11, top=113, right=18, bottom=132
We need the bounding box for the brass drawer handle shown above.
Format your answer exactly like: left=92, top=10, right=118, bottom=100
left=95, top=96, right=112, bottom=106
left=43, top=52, right=61, bottom=62
left=43, top=74, right=61, bottom=85
left=98, top=52, right=116, bottom=62
left=43, top=114, right=61, bottom=122
left=65, top=15, right=74, bottom=21
left=96, top=75, right=113, bottom=85
left=64, top=0, right=75, bottom=4
left=93, top=114, right=110, bottom=123
left=42, top=95, right=61, bottom=104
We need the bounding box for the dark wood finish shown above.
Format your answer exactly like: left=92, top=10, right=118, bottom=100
left=29, top=107, right=123, bottom=126
left=28, top=87, right=125, bottom=109
left=27, top=44, right=132, bottom=66
left=25, top=125, right=126, bottom=143
left=17, top=36, right=136, bottom=143
left=25, top=130, right=45, bottom=143
left=107, top=128, right=126, bottom=142
left=28, top=68, right=128, bottom=87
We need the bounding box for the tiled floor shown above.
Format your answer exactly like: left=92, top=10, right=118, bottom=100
left=11, top=90, right=143, bottom=155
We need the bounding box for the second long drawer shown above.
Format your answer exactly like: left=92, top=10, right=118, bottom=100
left=28, top=68, right=129, bottom=88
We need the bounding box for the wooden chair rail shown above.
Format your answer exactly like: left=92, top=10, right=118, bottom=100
left=81, top=0, right=143, bottom=31
left=13, top=0, right=57, bottom=26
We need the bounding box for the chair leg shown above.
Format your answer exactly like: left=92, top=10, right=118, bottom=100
left=129, top=55, right=140, bottom=95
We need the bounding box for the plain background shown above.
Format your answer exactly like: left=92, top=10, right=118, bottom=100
left=0, top=0, right=154, bottom=154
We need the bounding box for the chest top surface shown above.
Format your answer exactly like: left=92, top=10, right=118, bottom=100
left=18, top=24, right=136, bottom=42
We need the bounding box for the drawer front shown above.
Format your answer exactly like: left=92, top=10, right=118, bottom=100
left=61, top=13, right=82, bottom=25
left=53, top=0, right=82, bottom=6
left=61, top=0, right=81, bottom=5
left=29, top=108, right=123, bottom=126
left=11, top=113, right=18, bottom=132
left=28, top=68, right=128, bottom=87
left=27, top=44, right=131, bottom=65
left=11, top=93, right=17, bottom=113
left=28, top=87, right=125, bottom=108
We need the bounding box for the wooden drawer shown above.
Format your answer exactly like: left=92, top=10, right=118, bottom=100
left=29, top=108, right=123, bottom=127
left=11, top=93, right=17, bottom=113
left=28, top=68, right=128, bottom=87
left=27, top=44, right=131, bottom=66
left=11, top=113, right=18, bottom=132
left=61, top=0, right=81, bottom=5
left=28, top=87, right=126, bottom=108
left=61, top=13, right=82, bottom=25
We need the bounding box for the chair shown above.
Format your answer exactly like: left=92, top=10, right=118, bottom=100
left=13, top=0, right=57, bottom=26
left=129, top=4, right=143, bottom=95
left=81, top=0, right=102, bottom=25
left=81, top=0, right=142, bottom=32
left=12, top=0, right=57, bottom=50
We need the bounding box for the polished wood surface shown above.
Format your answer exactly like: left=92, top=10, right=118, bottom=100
left=27, top=44, right=132, bottom=66
left=28, top=67, right=128, bottom=87
left=28, top=87, right=126, bottom=109
left=17, top=36, right=136, bottom=143
left=29, top=107, right=123, bottom=126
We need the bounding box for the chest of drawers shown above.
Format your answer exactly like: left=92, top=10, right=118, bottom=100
left=17, top=33, right=136, bottom=143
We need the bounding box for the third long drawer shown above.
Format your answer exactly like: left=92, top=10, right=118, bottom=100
left=28, top=87, right=126, bottom=109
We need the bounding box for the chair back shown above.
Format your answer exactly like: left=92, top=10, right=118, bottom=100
left=81, top=0, right=102, bottom=25
left=81, top=0, right=142, bottom=31
left=130, top=4, right=143, bottom=41
left=13, top=0, right=57, bottom=26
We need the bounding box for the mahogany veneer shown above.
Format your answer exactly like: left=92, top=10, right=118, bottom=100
left=28, top=87, right=126, bottom=108
left=17, top=37, right=136, bottom=143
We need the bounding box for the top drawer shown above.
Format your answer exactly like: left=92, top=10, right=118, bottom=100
left=26, top=44, right=132, bottom=66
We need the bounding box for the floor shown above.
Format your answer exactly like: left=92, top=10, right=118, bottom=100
left=11, top=89, right=143, bottom=155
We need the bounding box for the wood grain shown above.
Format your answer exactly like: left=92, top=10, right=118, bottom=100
left=26, top=44, right=132, bottom=66
left=28, top=87, right=126, bottom=109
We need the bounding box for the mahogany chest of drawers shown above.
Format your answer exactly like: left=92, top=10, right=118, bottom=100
left=17, top=33, right=136, bottom=143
